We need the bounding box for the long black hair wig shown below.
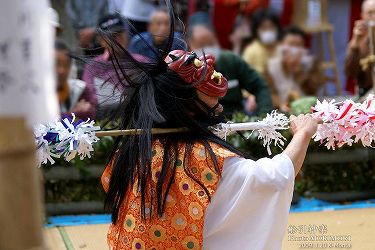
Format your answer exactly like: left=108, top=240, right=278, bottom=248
left=98, top=0, right=245, bottom=224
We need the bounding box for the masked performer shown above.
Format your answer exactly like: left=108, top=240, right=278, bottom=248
left=99, top=2, right=319, bottom=249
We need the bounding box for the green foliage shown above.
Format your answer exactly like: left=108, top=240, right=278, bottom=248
left=301, top=162, right=375, bottom=193
left=43, top=135, right=113, bottom=202
left=45, top=179, right=105, bottom=203
left=44, top=136, right=114, bottom=168
left=290, top=96, right=317, bottom=115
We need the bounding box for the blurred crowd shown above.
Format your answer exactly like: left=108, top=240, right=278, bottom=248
left=49, top=0, right=375, bottom=121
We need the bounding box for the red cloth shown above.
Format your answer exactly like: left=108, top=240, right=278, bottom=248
left=213, top=0, right=270, bottom=49
left=280, top=0, right=293, bottom=26
left=213, top=0, right=239, bottom=49
left=188, top=0, right=197, bottom=17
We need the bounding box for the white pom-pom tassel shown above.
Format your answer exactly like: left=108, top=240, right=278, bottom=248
left=33, top=114, right=100, bottom=166
left=257, top=111, right=289, bottom=155
left=213, top=111, right=289, bottom=155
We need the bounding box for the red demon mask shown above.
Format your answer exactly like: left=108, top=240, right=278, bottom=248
left=164, top=50, right=228, bottom=97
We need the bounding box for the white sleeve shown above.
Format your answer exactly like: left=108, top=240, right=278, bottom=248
left=225, top=154, right=295, bottom=191
left=204, top=154, right=295, bottom=250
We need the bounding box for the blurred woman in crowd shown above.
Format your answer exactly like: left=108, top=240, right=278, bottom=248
left=55, top=40, right=97, bottom=119
left=265, top=26, right=325, bottom=112
left=242, top=8, right=281, bottom=75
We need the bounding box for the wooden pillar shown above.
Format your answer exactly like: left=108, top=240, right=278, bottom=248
left=0, top=118, right=45, bottom=249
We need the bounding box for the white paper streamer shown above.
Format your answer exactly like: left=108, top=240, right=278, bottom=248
left=213, top=111, right=290, bottom=155
left=312, top=95, right=375, bottom=149
left=34, top=114, right=100, bottom=167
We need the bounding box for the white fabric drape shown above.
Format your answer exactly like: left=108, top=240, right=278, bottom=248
left=204, top=154, right=295, bottom=250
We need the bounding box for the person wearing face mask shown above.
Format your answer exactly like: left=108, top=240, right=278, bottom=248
left=345, top=0, right=375, bottom=97
left=264, top=26, right=325, bottom=112
left=242, top=8, right=281, bottom=76
left=188, top=24, right=272, bottom=117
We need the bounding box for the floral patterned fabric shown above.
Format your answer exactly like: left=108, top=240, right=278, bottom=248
left=101, top=140, right=237, bottom=250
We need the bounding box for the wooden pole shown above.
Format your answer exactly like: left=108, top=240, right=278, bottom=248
left=0, top=117, right=45, bottom=249
left=95, top=127, right=189, bottom=137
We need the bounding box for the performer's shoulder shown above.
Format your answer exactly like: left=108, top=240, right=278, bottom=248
left=151, top=139, right=238, bottom=159
left=210, top=142, right=239, bottom=159
left=192, top=141, right=238, bottom=159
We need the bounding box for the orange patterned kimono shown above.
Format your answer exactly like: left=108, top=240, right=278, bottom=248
left=101, top=140, right=236, bottom=249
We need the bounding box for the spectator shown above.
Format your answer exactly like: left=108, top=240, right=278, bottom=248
left=242, top=9, right=281, bottom=75
left=188, top=24, right=273, bottom=117
left=129, top=7, right=186, bottom=61
left=55, top=40, right=97, bottom=119
left=82, top=14, right=147, bottom=118
left=345, top=0, right=375, bottom=97
left=66, top=0, right=108, bottom=53
left=265, top=26, right=325, bottom=112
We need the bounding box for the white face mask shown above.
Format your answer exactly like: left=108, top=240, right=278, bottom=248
left=259, top=30, right=277, bottom=45
left=194, top=45, right=221, bottom=59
